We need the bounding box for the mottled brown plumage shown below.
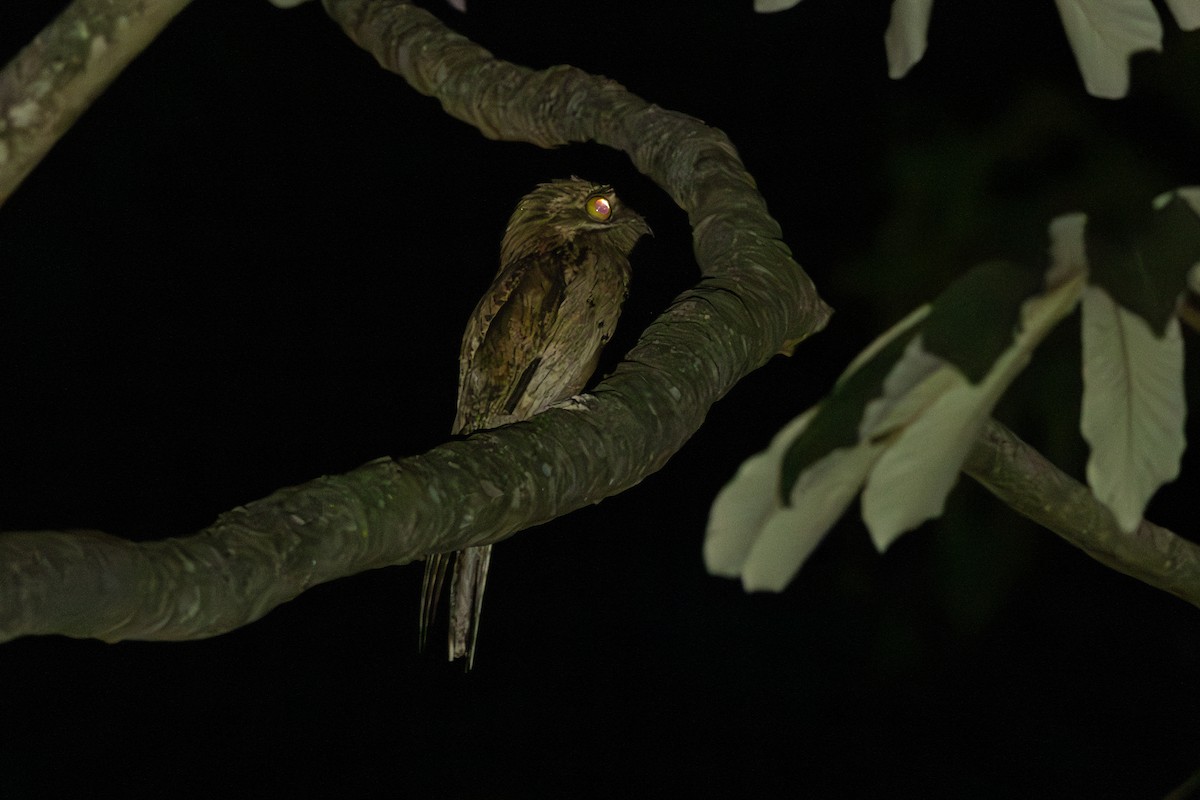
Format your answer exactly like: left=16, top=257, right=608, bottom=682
left=420, top=178, right=650, bottom=669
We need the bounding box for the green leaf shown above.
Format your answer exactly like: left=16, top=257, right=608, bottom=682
left=777, top=324, right=921, bottom=504
left=753, top=0, right=802, bottom=12
left=1140, top=193, right=1200, bottom=331
left=921, top=261, right=1043, bottom=383
left=706, top=241, right=1084, bottom=593
left=1080, top=285, right=1186, bottom=532
left=862, top=258, right=1084, bottom=550
left=1087, top=192, right=1200, bottom=336
left=1054, top=0, right=1162, bottom=98
left=884, top=0, right=934, bottom=79
left=705, top=409, right=816, bottom=582
left=731, top=439, right=885, bottom=592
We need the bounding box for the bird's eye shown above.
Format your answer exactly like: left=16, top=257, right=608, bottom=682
left=585, top=195, right=613, bottom=222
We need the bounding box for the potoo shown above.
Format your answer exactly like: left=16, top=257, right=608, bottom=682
left=420, top=177, right=650, bottom=669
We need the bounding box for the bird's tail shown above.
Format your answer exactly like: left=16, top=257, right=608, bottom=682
left=419, top=544, right=492, bottom=671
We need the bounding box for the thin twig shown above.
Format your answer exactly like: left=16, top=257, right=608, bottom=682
left=964, top=418, right=1200, bottom=609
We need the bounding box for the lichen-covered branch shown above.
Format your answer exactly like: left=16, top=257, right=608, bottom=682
left=965, top=419, right=1200, bottom=609
left=3, top=418, right=685, bottom=642
left=0, top=0, right=192, bottom=207
left=0, top=0, right=831, bottom=643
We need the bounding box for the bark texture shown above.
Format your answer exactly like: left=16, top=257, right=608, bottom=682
left=0, top=0, right=832, bottom=643
left=964, top=419, right=1200, bottom=609
left=0, top=0, right=192, bottom=206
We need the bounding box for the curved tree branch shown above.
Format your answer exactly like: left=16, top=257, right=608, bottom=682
left=0, top=0, right=830, bottom=643
left=0, top=0, right=192, bottom=207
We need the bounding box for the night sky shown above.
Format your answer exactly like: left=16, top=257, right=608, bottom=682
left=2, top=2, right=1199, bottom=797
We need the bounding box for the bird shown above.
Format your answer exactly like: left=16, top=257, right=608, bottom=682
left=419, top=177, right=650, bottom=670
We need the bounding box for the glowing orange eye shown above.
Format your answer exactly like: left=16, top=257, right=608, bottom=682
left=585, top=195, right=612, bottom=221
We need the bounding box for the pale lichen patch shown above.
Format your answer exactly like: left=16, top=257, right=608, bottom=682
left=28, top=76, right=54, bottom=100
left=182, top=587, right=203, bottom=620
left=8, top=100, right=41, bottom=128
left=89, top=35, right=110, bottom=62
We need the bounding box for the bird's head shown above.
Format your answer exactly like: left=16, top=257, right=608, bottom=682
left=499, top=177, right=651, bottom=267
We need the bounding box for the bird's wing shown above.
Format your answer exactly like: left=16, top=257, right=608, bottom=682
left=453, top=248, right=570, bottom=434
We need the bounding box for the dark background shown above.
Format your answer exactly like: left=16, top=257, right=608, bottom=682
left=2, top=1, right=1199, bottom=797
